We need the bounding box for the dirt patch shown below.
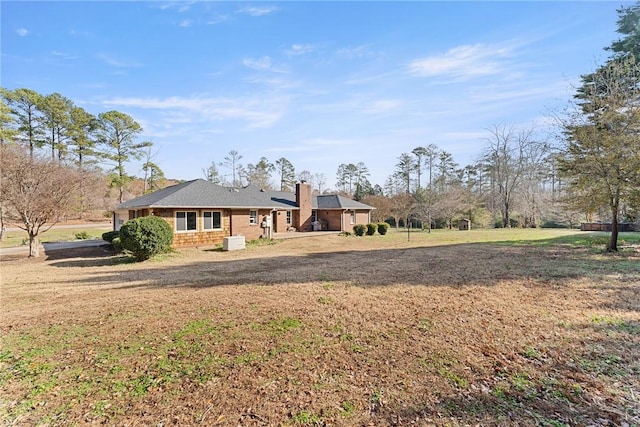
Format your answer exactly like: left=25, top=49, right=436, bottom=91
left=1, top=231, right=639, bottom=426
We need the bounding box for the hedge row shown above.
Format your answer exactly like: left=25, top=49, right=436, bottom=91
left=353, top=222, right=389, bottom=236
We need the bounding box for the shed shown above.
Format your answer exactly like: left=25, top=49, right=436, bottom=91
left=459, top=218, right=471, bottom=231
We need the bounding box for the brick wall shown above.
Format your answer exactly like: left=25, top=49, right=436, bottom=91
left=316, top=210, right=343, bottom=231
left=126, top=207, right=283, bottom=247
left=272, top=209, right=292, bottom=232
left=229, top=208, right=271, bottom=240
left=314, top=210, right=371, bottom=232
left=352, top=210, right=371, bottom=226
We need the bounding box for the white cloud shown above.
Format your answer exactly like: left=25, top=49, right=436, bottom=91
left=344, top=71, right=396, bottom=86
left=264, top=138, right=353, bottom=153
left=69, top=29, right=91, bottom=37
left=16, top=28, right=28, bottom=37
left=179, top=19, right=192, bottom=27
left=206, top=14, right=230, bottom=25
left=408, top=43, right=514, bottom=80
left=242, top=56, right=288, bottom=73
left=237, top=5, right=277, bottom=17
left=285, top=44, right=315, bottom=56
left=363, top=99, right=403, bottom=115
left=157, top=1, right=195, bottom=13
left=337, top=45, right=376, bottom=59
left=51, top=50, right=78, bottom=60
left=244, top=76, right=302, bottom=89
left=95, top=53, right=142, bottom=68
left=101, top=95, right=286, bottom=129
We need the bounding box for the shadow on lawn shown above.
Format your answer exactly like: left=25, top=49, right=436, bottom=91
left=48, top=237, right=639, bottom=295
left=44, top=244, right=132, bottom=266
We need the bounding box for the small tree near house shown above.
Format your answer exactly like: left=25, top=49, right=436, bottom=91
left=119, top=216, right=173, bottom=261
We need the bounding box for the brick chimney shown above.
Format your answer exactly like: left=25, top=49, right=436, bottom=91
left=295, top=181, right=313, bottom=231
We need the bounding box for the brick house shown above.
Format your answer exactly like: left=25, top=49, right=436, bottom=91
left=113, top=179, right=375, bottom=247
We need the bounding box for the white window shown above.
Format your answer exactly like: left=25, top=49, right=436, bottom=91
left=249, top=210, right=258, bottom=225
left=203, top=211, right=222, bottom=230
left=286, top=210, right=292, bottom=225
left=350, top=210, right=356, bottom=224
left=176, top=211, right=197, bottom=232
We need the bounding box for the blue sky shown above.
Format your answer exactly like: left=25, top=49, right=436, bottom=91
left=1, top=1, right=629, bottom=188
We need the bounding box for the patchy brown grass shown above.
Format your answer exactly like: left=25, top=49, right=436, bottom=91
left=1, top=229, right=639, bottom=426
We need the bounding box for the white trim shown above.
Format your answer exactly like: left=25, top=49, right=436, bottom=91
left=203, top=210, right=223, bottom=231
left=249, top=209, right=258, bottom=225
left=176, top=210, right=198, bottom=232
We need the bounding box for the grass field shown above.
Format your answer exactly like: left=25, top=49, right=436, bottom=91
left=1, top=228, right=639, bottom=426
left=0, top=225, right=111, bottom=248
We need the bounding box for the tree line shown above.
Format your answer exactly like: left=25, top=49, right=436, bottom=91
left=364, top=3, right=639, bottom=253
left=198, top=3, right=638, bottom=254
left=0, top=88, right=161, bottom=256
left=0, top=88, right=164, bottom=203
left=202, top=150, right=330, bottom=193
left=1, top=3, right=637, bottom=255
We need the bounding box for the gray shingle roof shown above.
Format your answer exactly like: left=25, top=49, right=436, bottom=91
left=116, top=179, right=374, bottom=211
left=314, top=194, right=375, bottom=210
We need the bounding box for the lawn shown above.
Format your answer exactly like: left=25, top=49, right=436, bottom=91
left=1, top=228, right=639, bottom=426
left=0, top=225, right=111, bottom=248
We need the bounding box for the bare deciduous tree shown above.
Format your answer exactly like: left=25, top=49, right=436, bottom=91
left=0, top=145, right=84, bottom=257
left=390, top=193, right=415, bottom=229
left=483, top=124, right=541, bottom=227
left=313, top=172, right=327, bottom=194
left=361, top=195, right=393, bottom=223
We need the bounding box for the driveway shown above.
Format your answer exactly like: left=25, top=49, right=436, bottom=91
left=0, top=239, right=109, bottom=257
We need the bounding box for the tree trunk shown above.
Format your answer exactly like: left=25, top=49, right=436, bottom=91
left=28, top=232, right=40, bottom=258
left=503, top=201, right=510, bottom=228
left=607, top=204, right=619, bottom=252
left=0, top=206, right=5, bottom=242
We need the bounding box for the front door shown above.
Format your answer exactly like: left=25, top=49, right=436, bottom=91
left=272, top=211, right=278, bottom=233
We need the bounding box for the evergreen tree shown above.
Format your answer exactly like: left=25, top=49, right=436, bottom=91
left=96, top=111, right=149, bottom=203
left=275, top=157, right=295, bottom=191
left=559, top=56, right=640, bottom=251
left=1, top=88, right=44, bottom=156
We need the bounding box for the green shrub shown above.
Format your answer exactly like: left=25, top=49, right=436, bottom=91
left=102, top=230, right=120, bottom=243
left=111, top=236, right=123, bottom=251
left=353, top=224, right=366, bottom=236
left=339, top=231, right=352, bottom=237
left=377, top=222, right=390, bottom=235
left=74, top=231, right=91, bottom=240
left=119, top=216, right=173, bottom=261
left=366, top=223, right=378, bottom=236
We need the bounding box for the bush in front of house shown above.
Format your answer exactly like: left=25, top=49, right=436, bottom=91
left=102, top=230, right=120, bottom=243
left=366, top=223, right=377, bottom=236
left=74, top=231, right=91, bottom=240
left=119, top=216, right=173, bottom=261
left=353, top=224, right=366, bottom=236
left=377, top=222, right=390, bottom=235
left=111, top=236, right=123, bottom=251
